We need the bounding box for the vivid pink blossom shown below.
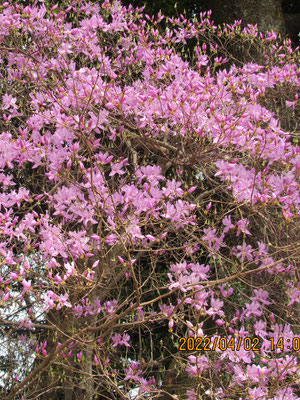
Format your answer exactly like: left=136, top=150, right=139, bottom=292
left=0, top=1, right=298, bottom=398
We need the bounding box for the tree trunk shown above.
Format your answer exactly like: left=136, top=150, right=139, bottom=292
left=284, top=13, right=300, bottom=44
left=208, top=0, right=286, bottom=34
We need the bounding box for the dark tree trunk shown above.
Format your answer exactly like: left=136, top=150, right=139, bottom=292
left=208, top=0, right=286, bottom=34
left=284, top=13, right=300, bottom=44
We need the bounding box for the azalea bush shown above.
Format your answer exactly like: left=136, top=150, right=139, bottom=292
left=0, top=1, right=299, bottom=399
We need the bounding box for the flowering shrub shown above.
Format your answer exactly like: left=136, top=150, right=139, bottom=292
left=0, top=1, right=299, bottom=399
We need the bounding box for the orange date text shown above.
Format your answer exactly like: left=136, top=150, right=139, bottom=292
left=178, top=336, right=261, bottom=352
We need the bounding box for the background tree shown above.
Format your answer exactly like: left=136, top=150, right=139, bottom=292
left=121, top=0, right=300, bottom=45
left=208, top=0, right=286, bottom=34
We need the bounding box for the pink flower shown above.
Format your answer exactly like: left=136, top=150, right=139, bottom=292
left=222, top=215, right=234, bottom=233
left=248, top=387, right=267, bottom=400
left=54, top=273, right=63, bottom=284
left=244, top=301, right=262, bottom=318
left=109, top=160, right=127, bottom=176
left=236, top=218, right=251, bottom=236
left=103, top=299, right=118, bottom=314
left=246, top=364, right=270, bottom=384
left=232, top=365, right=246, bottom=384
left=250, top=288, right=271, bottom=305
left=10, top=272, right=19, bottom=280
left=233, top=243, right=254, bottom=261
left=219, top=284, right=233, bottom=297
left=186, top=355, right=209, bottom=377
left=253, top=320, right=267, bottom=338
left=286, top=100, right=296, bottom=110
left=160, top=303, right=175, bottom=317
left=215, top=160, right=235, bottom=178
left=124, top=362, right=141, bottom=382
left=72, top=305, right=83, bottom=318
left=21, top=279, right=32, bottom=294
left=122, top=334, right=130, bottom=347
left=57, top=293, right=72, bottom=309
left=2, top=93, right=17, bottom=110
left=18, top=318, right=33, bottom=330
left=206, top=297, right=224, bottom=319
left=136, top=165, right=163, bottom=184
left=202, top=228, right=217, bottom=246
left=256, top=241, right=269, bottom=256
left=168, top=273, right=189, bottom=292
left=93, top=299, right=102, bottom=314
left=14, top=187, right=30, bottom=207
left=112, top=333, right=123, bottom=347
left=64, top=262, right=76, bottom=278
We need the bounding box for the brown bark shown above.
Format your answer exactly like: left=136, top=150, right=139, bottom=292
left=208, top=0, right=286, bottom=34
left=284, top=13, right=300, bottom=44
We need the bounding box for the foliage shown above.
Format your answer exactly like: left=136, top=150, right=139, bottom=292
left=0, top=1, right=299, bottom=399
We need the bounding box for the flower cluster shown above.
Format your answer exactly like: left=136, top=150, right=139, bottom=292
left=0, top=1, right=299, bottom=399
